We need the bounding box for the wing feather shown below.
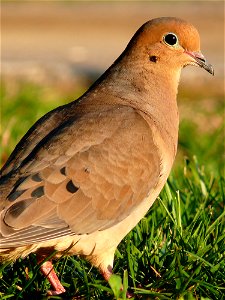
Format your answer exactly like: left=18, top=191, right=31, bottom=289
left=0, top=105, right=160, bottom=247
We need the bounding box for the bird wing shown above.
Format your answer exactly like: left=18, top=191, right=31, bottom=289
left=0, top=105, right=160, bottom=247
left=0, top=104, right=67, bottom=178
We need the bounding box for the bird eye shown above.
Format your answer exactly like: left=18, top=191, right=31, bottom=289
left=163, top=33, right=178, bottom=46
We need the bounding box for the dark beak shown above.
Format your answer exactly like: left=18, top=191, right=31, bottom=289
left=185, top=51, right=214, bottom=75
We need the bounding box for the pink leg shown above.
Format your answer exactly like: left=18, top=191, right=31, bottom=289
left=101, top=265, right=113, bottom=281
left=39, top=260, right=66, bottom=295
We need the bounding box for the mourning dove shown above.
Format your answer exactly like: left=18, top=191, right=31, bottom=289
left=0, top=17, right=214, bottom=295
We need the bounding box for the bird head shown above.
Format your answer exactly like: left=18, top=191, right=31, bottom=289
left=126, top=17, right=214, bottom=76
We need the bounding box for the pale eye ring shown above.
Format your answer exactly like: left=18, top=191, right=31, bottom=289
left=163, top=33, right=179, bottom=46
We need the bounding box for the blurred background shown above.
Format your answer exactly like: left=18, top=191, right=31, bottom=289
left=1, top=1, right=224, bottom=174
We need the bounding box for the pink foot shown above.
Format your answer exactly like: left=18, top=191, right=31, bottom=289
left=39, top=259, right=66, bottom=295
left=126, top=291, right=134, bottom=298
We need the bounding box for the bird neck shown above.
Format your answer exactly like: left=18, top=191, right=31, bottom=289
left=83, top=57, right=180, bottom=153
left=98, top=59, right=180, bottom=135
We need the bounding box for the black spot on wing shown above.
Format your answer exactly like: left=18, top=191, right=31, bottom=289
left=7, top=189, right=26, bottom=202
left=31, top=186, right=44, bottom=198
left=60, top=167, right=66, bottom=176
left=6, top=175, right=29, bottom=202
left=5, top=198, right=34, bottom=219
left=31, top=173, right=42, bottom=182
left=66, top=180, right=79, bottom=193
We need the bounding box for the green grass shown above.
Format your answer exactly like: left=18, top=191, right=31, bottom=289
left=0, top=81, right=224, bottom=299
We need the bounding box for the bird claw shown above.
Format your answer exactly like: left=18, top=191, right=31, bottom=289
left=47, top=287, right=66, bottom=295
left=126, top=291, right=134, bottom=299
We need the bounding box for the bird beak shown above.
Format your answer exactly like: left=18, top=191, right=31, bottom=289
left=185, top=51, right=214, bottom=75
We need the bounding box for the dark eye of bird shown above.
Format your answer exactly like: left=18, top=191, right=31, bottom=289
left=164, top=33, right=178, bottom=46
